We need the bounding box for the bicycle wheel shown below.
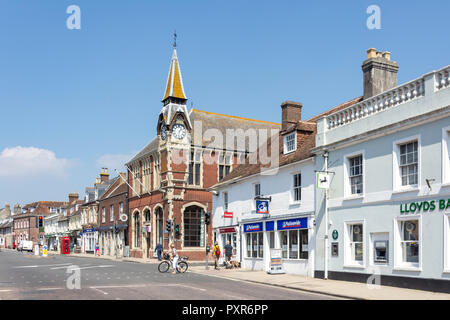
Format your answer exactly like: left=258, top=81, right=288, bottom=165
left=158, top=261, right=171, bottom=273
left=177, top=261, right=188, bottom=273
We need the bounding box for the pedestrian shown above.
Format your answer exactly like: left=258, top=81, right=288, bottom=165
left=224, top=241, right=233, bottom=268
left=95, top=242, right=100, bottom=256
left=212, top=242, right=221, bottom=270
left=155, top=243, right=163, bottom=261
left=170, top=243, right=179, bottom=274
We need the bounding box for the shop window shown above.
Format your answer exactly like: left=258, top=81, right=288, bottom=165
left=110, top=205, right=114, bottom=222
left=268, top=232, right=275, bottom=250
left=246, top=232, right=263, bottom=258
left=279, top=229, right=308, bottom=260
left=400, top=220, right=419, bottom=264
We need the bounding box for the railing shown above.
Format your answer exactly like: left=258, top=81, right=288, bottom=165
left=326, top=66, right=450, bottom=130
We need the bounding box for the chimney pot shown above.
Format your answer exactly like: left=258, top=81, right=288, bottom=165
left=367, top=48, right=377, bottom=59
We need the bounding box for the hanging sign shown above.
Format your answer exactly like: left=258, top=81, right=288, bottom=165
left=256, top=200, right=269, bottom=214
left=316, top=172, right=330, bottom=189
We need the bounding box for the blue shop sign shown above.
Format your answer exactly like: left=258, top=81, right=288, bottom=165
left=277, top=217, right=308, bottom=230
left=256, top=200, right=269, bottom=214
left=83, top=228, right=97, bottom=233
left=265, top=221, right=274, bottom=231
left=244, top=222, right=263, bottom=233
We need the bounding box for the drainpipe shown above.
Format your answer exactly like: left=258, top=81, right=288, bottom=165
left=323, top=151, right=329, bottom=280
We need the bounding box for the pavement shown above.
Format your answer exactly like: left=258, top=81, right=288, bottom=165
left=19, top=249, right=450, bottom=300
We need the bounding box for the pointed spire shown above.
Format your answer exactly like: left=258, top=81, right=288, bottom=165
left=162, top=32, right=186, bottom=101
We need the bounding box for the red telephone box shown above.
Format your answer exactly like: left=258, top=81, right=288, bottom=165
left=61, top=237, right=70, bottom=255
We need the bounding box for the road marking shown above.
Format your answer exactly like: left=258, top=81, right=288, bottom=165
left=13, top=263, right=72, bottom=269
left=0, top=290, right=13, bottom=292
left=36, top=287, right=64, bottom=291
left=167, top=284, right=207, bottom=292
left=90, top=287, right=109, bottom=295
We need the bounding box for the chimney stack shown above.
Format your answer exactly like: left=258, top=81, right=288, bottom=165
left=13, top=204, right=21, bottom=215
left=280, top=101, right=303, bottom=132
left=68, top=192, right=79, bottom=203
left=100, top=167, right=110, bottom=183
left=362, top=48, right=399, bottom=100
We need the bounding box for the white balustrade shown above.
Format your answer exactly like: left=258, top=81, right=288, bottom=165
left=326, top=66, right=450, bottom=130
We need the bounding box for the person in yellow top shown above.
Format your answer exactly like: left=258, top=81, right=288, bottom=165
left=212, top=242, right=221, bottom=270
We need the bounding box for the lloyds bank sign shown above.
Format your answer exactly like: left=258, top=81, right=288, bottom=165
left=400, top=198, right=450, bottom=214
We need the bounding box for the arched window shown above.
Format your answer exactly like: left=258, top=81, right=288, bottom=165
left=183, top=206, right=204, bottom=247
left=145, top=209, right=151, bottom=223
left=155, top=207, right=164, bottom=246
left=134, top=211, right=141, bottom=248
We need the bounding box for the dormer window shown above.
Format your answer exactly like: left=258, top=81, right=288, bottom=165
left=284, top=132, right=297, bottom=154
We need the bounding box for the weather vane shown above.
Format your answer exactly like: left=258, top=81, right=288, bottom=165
left=173, top=30, right=177, bottom=48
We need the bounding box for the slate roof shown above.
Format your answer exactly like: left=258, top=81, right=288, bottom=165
left=211, top=96, right=363, bottom=187
left=127, top=108, right=281, bottom=165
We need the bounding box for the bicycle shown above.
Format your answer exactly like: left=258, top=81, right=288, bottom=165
left=158, top=252, right=189, bottom=273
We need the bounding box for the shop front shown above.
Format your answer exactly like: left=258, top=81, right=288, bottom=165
left=81, top=228, right=98, bottom=254
left=241, top=215, right=314, bottom=276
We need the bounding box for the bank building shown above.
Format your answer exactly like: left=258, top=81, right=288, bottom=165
left=211, top=48, right=450, bottom=292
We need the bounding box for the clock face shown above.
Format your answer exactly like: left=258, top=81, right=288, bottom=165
left=161, top=125, right=167, bottom=140
left=172, top=123, right=186, bottom=139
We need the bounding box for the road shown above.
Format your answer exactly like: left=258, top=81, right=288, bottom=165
left=0, top=250, right=342, bottom=300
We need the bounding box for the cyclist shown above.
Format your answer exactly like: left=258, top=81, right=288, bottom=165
left=170, top=243, right=179, bottom=274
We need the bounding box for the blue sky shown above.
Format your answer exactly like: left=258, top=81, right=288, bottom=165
left=0, top=0, right=449, bottom=206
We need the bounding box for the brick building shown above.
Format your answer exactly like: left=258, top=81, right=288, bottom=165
left=98, top=172, right=128, bottom=258
left=14, top=201, right=67, bottom=247
left=125, top=43, right=280, bottom=260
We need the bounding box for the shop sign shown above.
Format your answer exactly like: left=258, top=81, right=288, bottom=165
left=224, top=212, right=233, bottom=218
left=316, top=172, right=330, bottom=189
left=219, top=227, right=236, bottom=234
left=244, top=222, right=263, bottom=233
left=265, top=221, right=274, bottom=231
left=277, top=217, right=308, bottom=230
left=256, top=200, right=269, bottom=214
left=400, top=198, right=450, bottom=214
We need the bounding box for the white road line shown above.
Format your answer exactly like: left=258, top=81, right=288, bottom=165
left=167, top=284, right=207, bottom=292
left=36, top=288, right=64, bottom=291
left=90, top=287, right=109, bottom=295
left=90, top=284, right=147, bottom=289
left=0, top=290, right=13, bottom=292
left=13, top=263, right=72, bottom=269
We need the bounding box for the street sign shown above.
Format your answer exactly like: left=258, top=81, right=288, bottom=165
left=256, top=200, right=269, bottom=214
left=119, top=213, right=128, bottom=222
left=316, top=172, right=330, bottom=189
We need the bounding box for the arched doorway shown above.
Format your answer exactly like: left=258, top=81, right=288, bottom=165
left=155, top=207, right=164, bottom=248
left=144, top=209, right=151, bottom=258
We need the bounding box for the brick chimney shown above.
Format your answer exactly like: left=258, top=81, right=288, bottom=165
left=281, top=101, right=302, bottom=132
left=100, top=168, right=110, bottom=183
left=362, top=48, right=399, bottom=100
left=13, top=204, right=21, bottom=215
left=68, top=192, right=79, bottom=203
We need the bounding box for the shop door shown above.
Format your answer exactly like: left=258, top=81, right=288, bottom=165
left=146, top=235, right=151, bottom=258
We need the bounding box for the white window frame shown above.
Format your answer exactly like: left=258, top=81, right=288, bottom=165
left=344, top=220, right=366, bottom=268
left=343, top=150, right=365, bottom=199
left=444, top=213, right=450, bottom=273
left=102, top=207, right=106, bottom=223
left=283, top=132, right=297, bottom=154
left=393, top=215, right=422, bottom=271
left=218, top=152, right=232, bottom=182
left=393, top=135, right=421, bottom=193
left=245, top=232, right=264, bottom=259
left=442, top=126, right=450, bottom=186
left=291, top=172, right=302, bottom=203
left=189, top=149, right=202, bottom=186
